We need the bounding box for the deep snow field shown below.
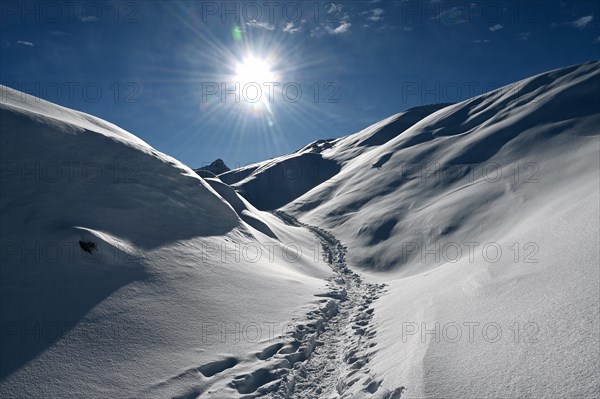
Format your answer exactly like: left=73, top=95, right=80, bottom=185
left=1, top=61, right=599, bottom=398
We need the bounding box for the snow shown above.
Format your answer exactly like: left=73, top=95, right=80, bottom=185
left=0, top=86, right=330, bottom=398
left=1, top=60, right=599, bottom=398
left=374, top=189, right=599, bottom=398
left=234, top=61, right=600, bottom=397
left=232, top=152, right=341, bottom=211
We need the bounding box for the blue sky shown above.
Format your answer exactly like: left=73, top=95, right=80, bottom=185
left=1, top=0, right=599, bottom=168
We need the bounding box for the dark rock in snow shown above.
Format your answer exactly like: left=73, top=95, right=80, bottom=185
left=194, top=158, right=230, bottom=176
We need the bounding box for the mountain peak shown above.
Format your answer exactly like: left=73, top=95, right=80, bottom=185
left=194, top=158, right=230, bottom=176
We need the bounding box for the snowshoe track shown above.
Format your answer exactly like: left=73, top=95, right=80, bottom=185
left=147, top=211, right=404, bottom=398
left=246, top=211, right=405, bottom=399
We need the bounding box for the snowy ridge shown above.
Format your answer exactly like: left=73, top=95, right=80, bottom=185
left=0, top=84, right=332, bottom=398
left=225, top=103, right=452, bottom=212
left=1, top=61, right=599, bottom=398
left=285, top=61, right=600, bottom=274
left=224, top=61, right=600, bottom=397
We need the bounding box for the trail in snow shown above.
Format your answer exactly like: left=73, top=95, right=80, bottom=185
left=240, top=211, right=405, bottom=399
left=146, top=212, right=404, bottom=399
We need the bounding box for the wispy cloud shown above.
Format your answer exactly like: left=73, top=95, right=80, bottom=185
left=571, top=15, right=593, bottom=29
left=311, top=4, right=351, bottom=36
left=310, top=3, right=352, bottom=37
left=283, top=21, right=301, bottom=34
left=246, top=19, right=275, bottom=31
left=489, top=24, right=503, bottom=32
left=362, top=8, right=385, bottom=22
left=16, top=40, right=34, bottom=47
left=51, top=31, right=67, bottom=37
left=594, top=36, right=600, bottom=43
left=517, top=32, right=531, bottom=41
left=473, top=39, right=490, bottom=44
left=327, top=21, right=351, bottom=35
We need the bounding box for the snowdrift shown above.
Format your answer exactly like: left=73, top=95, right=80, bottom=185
left=1, top=60, right=598, bottom=398
left=269, top=61, right=598, bottom=397
left=0, top=86, right=330, bottom=398
left=284, top=61, right=600, bottom=276
left=0, top=89, right=241, bottom=248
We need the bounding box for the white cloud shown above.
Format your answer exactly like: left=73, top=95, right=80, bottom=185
left=403, top=26, right=413, bottom=31
left=311, top=5, right=351, bottom=37
left=473, top=39, right=490, bottom=43
left=16, top=40, right=34, bottom=47
left=369, top=8, right=385, bottom=21
left=283, top=22, right=301, bottom=34
left=361, top=8, right=385, bottom=22
left=517, top=32, right=531, bottom=41
left=489, top=24, right=503, bottom=32
left=571, top=15, right=593, bottom=29
left=326, top=21, right=351, bottom=35
left=246, top=19, right=275, bottom=31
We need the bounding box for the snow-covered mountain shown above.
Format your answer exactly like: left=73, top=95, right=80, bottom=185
left=195, top=158, right=231, bottom=178
left=0, top=86, right=331, bottom=398
left=227, top=61, right=600, bottom=397
left=1, top=61, right=598, bottom=398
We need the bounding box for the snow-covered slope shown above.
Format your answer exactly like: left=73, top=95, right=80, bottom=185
left=228, top=61, right=600, bottom=397
left=286, top=62, right=600, bottom=276
left=226, top=103, right=451, bottom=211
left=0, top=87, right=332, bottom=398
left=2, top=60, right=598, bottom=399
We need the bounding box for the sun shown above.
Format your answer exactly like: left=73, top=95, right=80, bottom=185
left=231, top=55, right=279, bottom=113
left=234, top=56, right=276, bottom=86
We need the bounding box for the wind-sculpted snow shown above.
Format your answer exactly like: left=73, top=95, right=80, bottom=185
left=0, top=87, right=240, bottom=381
left=219, top=162, right=263, bottom=185
left=0, top=86, right=332, bottom=398
left=223, top=103, right=451, bottom=209
left=203, top=177, right=278, bottom=239
left=282, top=61, right=599, bottom=397
left=148, top=211, right=402, bottom=399
left=0, top=86, right=241, bottom=248
left=223, top=61, right=599, bottom=397
left=1, top=61, right=598, bottom=398
left=286, top=61, right=600, bottom=275
left=232, top=152, right=341, bottom=211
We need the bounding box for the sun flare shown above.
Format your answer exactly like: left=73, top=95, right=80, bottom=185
left=230, top=55, right=279, bottom=114
left=234, top=56, right=276, bottom=86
